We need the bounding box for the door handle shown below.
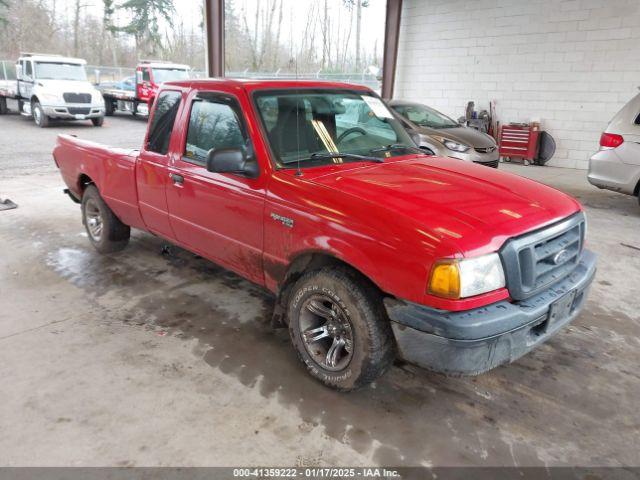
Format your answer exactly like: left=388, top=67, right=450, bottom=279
left=170, top=173, right=184, bottom=185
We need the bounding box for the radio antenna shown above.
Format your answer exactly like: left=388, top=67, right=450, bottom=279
left=295, top=60, right=302, bottom=177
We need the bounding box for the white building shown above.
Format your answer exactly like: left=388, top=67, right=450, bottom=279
left=394, top=0, right=640, bottom=169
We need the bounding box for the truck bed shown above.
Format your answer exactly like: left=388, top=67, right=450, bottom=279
left=53, top=134, right=145, bottom=230
left=98, top=86, right=137, bottom=101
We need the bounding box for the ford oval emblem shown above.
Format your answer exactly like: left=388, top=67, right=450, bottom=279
left=553, top=249, right=570, bottom=265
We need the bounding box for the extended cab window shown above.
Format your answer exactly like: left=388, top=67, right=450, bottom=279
left=147, top=91, right=181, bottom=155
left=184, top=94, right=247, bottom=163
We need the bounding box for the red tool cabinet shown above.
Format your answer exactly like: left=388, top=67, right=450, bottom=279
left=499, top=124, right=540, bottom=164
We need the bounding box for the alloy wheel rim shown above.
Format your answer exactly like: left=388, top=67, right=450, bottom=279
left=299, top=294, right=354, bottom=372
left=85, top=199, right=103, bottom=241
left=33, top=106, right=41, bottom=124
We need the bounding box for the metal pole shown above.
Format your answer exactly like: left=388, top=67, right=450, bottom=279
left=204, top=0, right=225, bottom=77
left=381, top=0, right=402, bottom=100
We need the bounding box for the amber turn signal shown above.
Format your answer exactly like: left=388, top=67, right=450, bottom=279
left=428, top=261, right=461, bottom=299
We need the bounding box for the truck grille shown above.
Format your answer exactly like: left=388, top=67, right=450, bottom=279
left=67, top=107, right=91, bottom=115
left=63, top=93, right=91, bottom=103
left=500, top=213, right=586, bottom=300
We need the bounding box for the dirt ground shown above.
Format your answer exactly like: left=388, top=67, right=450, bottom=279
left=0, top=112, right=639, bottom=467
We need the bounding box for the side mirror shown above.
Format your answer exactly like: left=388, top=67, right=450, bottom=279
left=458, top=116, right=467, bottom=125
left=16, top=64, right=22, bottom=79
left=206, top=147, right=259, bottom=179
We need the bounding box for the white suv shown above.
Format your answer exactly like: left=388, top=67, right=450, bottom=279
left=588, top=92, right=640, bottom=205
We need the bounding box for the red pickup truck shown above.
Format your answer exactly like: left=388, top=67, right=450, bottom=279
left=100, top=61, right=190, bottom=117
left=53, top=79, right=596, bottom=391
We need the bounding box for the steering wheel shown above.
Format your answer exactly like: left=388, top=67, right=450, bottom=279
left=337, top=127, right=367, bottom=145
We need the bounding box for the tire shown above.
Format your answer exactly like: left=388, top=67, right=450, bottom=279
left=81, top=185, right=130, bottom=253
left=0, top=97, right=7, bottom=114
left=288, top=267, right=395, bottom=391
left=105, top=100, right=114, bottom=116
left=91, top=116, right=104, bottom=127
left=32, top=101, right=50, bottom=127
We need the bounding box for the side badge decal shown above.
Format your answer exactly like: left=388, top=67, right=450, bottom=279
left=270, top=212, right=294, bottom=228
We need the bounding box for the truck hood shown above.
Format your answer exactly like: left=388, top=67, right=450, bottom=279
left=304, top=156, right=581, bottom=256
left=35, top=79, right=98, bottom=96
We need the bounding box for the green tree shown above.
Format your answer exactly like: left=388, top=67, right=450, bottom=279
left=117, top=0, right=175, bottom=56
left=0, top=0, right=9, bottom=25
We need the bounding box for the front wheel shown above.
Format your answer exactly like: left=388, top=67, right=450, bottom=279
left=32, top=101, right=50, bottom=127
left=81, top=185, right=130, bottom=253
left=288, top=267, right=395, bottom=391
left=91, top=116, right=104, bottom=127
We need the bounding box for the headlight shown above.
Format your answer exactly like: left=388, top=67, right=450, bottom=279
left=92, top=90, right=103, bottom=103
left=428, top=253, right=505, bottom=299
left=443, top=139, right=471, bottom=153
left=39, top=93, right=59, bottom=103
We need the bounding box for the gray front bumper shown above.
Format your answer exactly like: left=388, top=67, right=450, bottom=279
left=385, top=250, right=597, bottom=376
left=43, top=104, right=104, bottom=119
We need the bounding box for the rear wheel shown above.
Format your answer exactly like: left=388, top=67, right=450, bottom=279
left=0, top=97, right=8, bottom=114
left=105, top=100, right=114, bottom=116
left=288, top=267, right=395, bottom=391
left=32, top=101, right=50, bottom=127
left=81, top=185, right=130, bottom=253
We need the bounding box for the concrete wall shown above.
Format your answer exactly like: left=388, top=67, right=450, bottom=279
left=395, top=0, right=640, bottom=169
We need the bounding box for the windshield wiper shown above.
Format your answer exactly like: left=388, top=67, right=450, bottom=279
left=282, top=152, right=384, bottom=165
left=370, top=144, right=425, bottom=155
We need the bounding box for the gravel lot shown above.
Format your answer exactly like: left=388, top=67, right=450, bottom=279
left=1, top=112, right=639, bottom=468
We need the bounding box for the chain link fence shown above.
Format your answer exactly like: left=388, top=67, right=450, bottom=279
left=225, top=70, right=380, bottom=91
left=86, top=66, right=136, bottom=85
left=2, top=60, right=380, bottom=91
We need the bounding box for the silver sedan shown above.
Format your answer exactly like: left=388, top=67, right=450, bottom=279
left=588, top=92, right=640, bottom=204
left=388, top=100, right=499, bottom=168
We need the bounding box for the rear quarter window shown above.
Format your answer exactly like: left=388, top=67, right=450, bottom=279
left=146, top=91, right=182, bottom=155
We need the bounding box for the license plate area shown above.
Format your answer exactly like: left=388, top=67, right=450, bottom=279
left=74, top=114, right=86, bottom=120
left=530, top=289, right=577, bottom=338
left=547, top=289, right=577, bottom=330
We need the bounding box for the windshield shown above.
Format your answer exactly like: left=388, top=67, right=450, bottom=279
left=254, top=90, right=417, bottom=168
left=151, top=68, right=190, bottom=84
left=34, top=62, right=87, bottom=81
left=392, top=103, right=459, bottom=129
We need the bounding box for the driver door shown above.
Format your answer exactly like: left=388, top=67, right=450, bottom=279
left=17, top=60, right=34, bottom=100
left=166, top=90, right=266, bottom=284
